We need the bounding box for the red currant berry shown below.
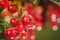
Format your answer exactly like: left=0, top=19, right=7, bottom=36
left=35, top=6, right=43, bottom=14
left=27, top=3, right=34, bottom=10
left=10, top=18, right=19, bottom=27
left=19, top=30, right=28, bottom=39
left=33, top=13, right=42, bottom=22
left=8, top=4, right=18, bottom=13
left=22, top=14, right=34, bottom=25
left=4, top=3, right=9, bottom=9
left=36, top=22, right=43, bottom=31
left=16, top=23, right=26, bottom=33
left=51, top=22, right=58, bottom=31
left=27, top=3, right=34, bottom=15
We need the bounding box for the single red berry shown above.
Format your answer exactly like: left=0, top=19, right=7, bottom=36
left=33, top=13, right=42, bottom=22
left=35, top=6, right=43, bottom=14
left=4, top=3, right=9, bottom=9
left=51, top=22, right=58, bottom=31
left=10, top=18, right=19, bottom=27
left=27, top=3, right=34, bottom=10
left=27, top=3, right=34, bottom=15
left=35, top=22, right=43, bottom=31
left=16, top=23, right=26, bottom=33
left=22, top=14, right=34, bottom=25
left=7, top=4, right=18, bottom=13
left=19, top=30, right=28, bottom=39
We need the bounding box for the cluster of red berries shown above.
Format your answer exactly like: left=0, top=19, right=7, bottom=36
left=4, top=3, right=44, bottom=39
left=0, top=0, right=60, bottom=40
left=0, top=0, right=18, bottom=13
left=0, top=0, right=43, bottom=40
left=4, top=10, right=43, bottom=40
left=48, top=5, right=60, bottom=31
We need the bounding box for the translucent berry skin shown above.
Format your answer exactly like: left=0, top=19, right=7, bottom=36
left=10, top=18, right=19, bottom=27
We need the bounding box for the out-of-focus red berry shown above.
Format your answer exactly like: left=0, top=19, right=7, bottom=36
left=7, top=4, right=18, bottom=13
left=10, top=18, right=19, bottom=27
left=33, top=13, right=42, bottom=22
left=35, top=22, right=43, bottom=31
left=51, top=22, right=58, bottom=31
left=35, top=6, right=43, bottom=14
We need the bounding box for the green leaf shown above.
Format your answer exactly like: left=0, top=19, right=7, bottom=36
left=0, top=25, right=4, bottom=33
left=0, top=18, right=11, bottom=30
